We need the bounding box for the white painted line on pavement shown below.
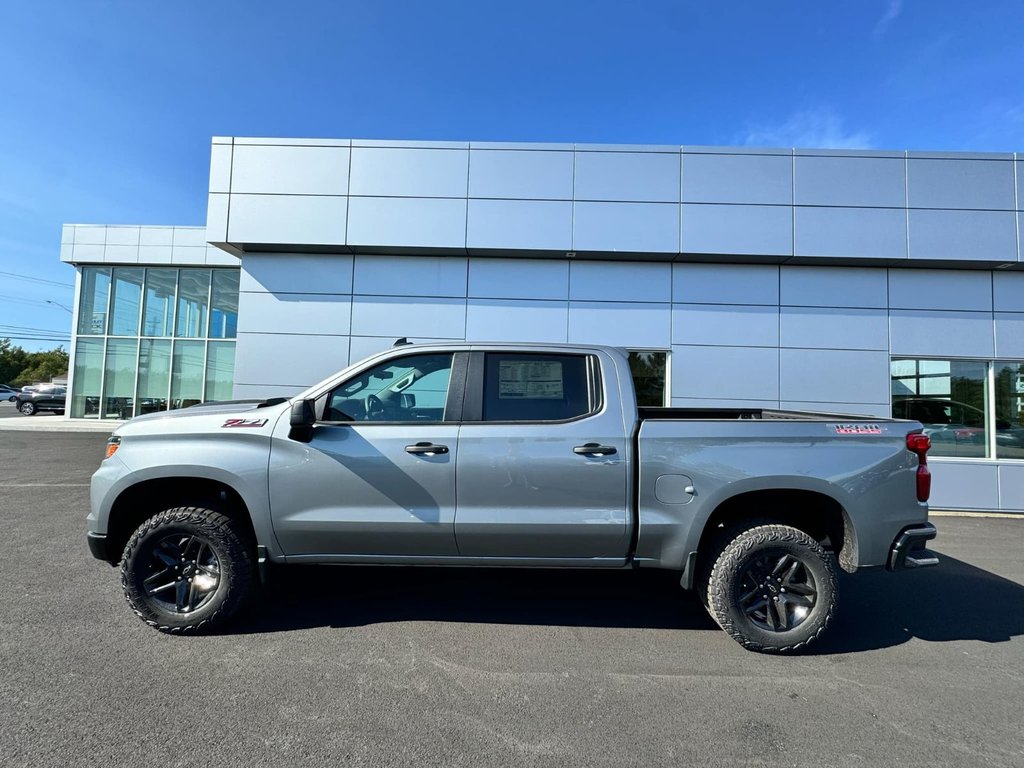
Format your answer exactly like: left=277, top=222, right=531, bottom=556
left=930, top=510, right=1023, bottom=519
left=2, top=483, right=91, bottom=487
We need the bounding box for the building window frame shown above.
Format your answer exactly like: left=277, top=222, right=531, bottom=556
left=626, top=348, right=670, bottom=407
left=891, top=356, right=1024, bottom=463
left=70, top=266, right=239, bottom=419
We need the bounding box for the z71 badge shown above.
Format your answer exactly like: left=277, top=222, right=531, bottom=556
left=222, top=418, right=269, bottom=429
left=832, top=423, right=883, bottom=435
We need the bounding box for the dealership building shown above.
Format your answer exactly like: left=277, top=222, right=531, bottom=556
left=59, top=136, right=1024, bottom=513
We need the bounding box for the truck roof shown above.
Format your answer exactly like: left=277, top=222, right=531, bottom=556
left=382, top=340, right=629, bottom=353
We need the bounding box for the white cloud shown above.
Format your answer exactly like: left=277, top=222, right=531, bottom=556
left=742, top=109, right=874, bottom=150
left=873, top=0, right=904, bottom=39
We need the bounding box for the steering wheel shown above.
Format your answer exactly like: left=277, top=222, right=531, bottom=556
left=365, top=394, right=385, bottom=421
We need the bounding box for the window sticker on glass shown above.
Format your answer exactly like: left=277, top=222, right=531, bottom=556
left=498, top=361, right=564, bottom=399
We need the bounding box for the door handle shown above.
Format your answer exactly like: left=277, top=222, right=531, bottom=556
left=405, top=442, right=449, bottom=456
left=573, top=443, right=617, bottom=456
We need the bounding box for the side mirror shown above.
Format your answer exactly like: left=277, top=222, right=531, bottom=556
left=289, top=399, right=315, bottom=443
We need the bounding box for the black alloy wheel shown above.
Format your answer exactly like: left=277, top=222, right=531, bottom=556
left=121, top=507, right=254, bottom=633
left=706, top=523, right=837, bottom=653
left=141, top=533, right=223, bottom=614
left=737, top=551, right=817, bottom=632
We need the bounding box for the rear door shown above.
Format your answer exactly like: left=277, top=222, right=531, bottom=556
left=454, top=351, right=629, bottom=561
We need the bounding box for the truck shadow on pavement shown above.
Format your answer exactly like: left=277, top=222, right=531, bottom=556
left=230, top=553, right=1024, bottom=654
left=237, top=567, right=719, bottom=633
left=808, top=553, right=1024, bottom=654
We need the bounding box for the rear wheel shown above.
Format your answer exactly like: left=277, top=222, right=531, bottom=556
left=121, top=506, right=254, bottom=633
left=706, top=524, right=837, bottom=653
left=19, top=401, right=37, bottom=415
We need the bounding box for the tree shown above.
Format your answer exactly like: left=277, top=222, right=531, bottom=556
left=0, top=338, right=29, bottom=386
left=13, top=346, right=70, bottom=387
left=0, top=339, right=70, bottom=387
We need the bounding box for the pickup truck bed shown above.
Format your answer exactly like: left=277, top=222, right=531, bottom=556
left=638, top=407, right=857, bottom=420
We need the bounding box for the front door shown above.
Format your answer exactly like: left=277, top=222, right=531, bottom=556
left=454, top=351, right=630, bottom=560
left=269, top=351, right=463, bottom=558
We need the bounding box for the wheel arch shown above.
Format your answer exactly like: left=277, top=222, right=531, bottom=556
left=102, top=476, right=257, bottom=565
left=695, top=486, right=858, bottom=579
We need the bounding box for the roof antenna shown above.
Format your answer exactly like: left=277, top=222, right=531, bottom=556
left=392, top=337, right=412, bottom=347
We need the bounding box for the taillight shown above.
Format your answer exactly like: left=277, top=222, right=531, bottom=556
left=906, top=432, right=931, bottom=502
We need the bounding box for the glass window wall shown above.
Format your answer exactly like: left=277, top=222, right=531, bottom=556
left=108, top=268, right=144, bottom=336
left=71, top=338, right=104, bottom=418
left=994, top=362, right=1024, bottom=460
left=209, top=270, right=239, bottom=339
left=891, top=359, right=989, bottom=458
left=171, top=341, right=205, bottom=410
left=176, top=269, right=211, bottom=338
left=137, top=340, right=171, bottom=415
left=78, top=268, right=111, bottom=335
left=628, top=350, right=668, bottom=407
left=142, top=269, right=177, bottom=336
left=71, top=266, right=240, bottom=418
left=102, top=339, right=139, bottom=419
left=893, top=358, right=1024, bottom=460
left=205, top=342, right=236, bottom=402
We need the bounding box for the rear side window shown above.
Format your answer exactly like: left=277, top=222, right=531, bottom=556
left=482, top=353, right=595, bottom=422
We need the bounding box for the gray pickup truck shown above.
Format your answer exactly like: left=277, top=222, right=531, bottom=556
left=87, top=342, right=937, bottom=653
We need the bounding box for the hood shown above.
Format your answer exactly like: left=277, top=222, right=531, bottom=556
left=126, top=400, right=278, bottom=423
left=115, top=398, right=291, bottom=436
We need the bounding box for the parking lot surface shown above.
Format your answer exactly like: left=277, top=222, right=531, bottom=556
left=1, top=431, right=1022, bottom=767
left=0, top=400, right=26, bottom=418
left=0, top=400, right=65, bottom=420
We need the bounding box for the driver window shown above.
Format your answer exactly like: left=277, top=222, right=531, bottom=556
left=325, top=353, right=454, bottom=423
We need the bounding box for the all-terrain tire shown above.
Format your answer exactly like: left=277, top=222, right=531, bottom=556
left=121, top=507, right=254, bottom=633
left=706, top=524, right=837, bottom=653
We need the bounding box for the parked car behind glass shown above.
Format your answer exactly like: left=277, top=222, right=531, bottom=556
left=14, top=385, right=66, bottom=416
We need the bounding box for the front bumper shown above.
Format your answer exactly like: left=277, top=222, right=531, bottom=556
left=887, top=523, right=939, bottom=570
left=87, top=531, right=112, bottom=562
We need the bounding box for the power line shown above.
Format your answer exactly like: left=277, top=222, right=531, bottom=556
left=0, top=329, right=69, bottom=336
left=0, top=328, right=70, bottom=337
left=3, top=340, right=69, bottom=344
left=0, top=270, right=75, bottom=289
left=0, top=294, right=67, bottom=308
left=0, top=328, right=71, bottom=336
left=1, top=336, right=70, bottom=343
left=0, top=323, right=68, bottom=329
left=0, top=325, right=71, bottom=335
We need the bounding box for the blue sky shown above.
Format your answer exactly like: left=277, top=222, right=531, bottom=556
left=1, top=0, right=1022, bottom=351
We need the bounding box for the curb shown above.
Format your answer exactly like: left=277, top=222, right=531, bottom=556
left=0, top=420, right=123, bottom=433
left=930, top=510, right=1023, bottom=520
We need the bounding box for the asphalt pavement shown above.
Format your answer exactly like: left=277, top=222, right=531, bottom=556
left=0, top=400, right=64, bottom=419
left=0, top=400, right=32, bottom=418
left=1, top=432, right=1022, bottom=768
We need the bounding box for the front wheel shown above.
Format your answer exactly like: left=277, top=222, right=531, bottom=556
left=706, top=524, right=837, bottom=653
left=19, top=401, right=37, bottom=415
left=120, top=507, right=254, bottom=633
